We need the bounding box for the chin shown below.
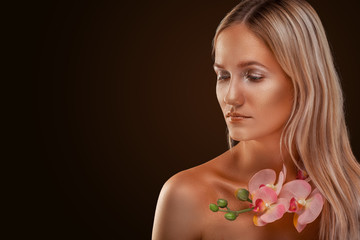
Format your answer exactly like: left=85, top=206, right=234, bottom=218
left=229, top=130, right=261, bottom=142
left=231, top=137, right=247, bottom=142
left=229, top=134, right=250, bottom=142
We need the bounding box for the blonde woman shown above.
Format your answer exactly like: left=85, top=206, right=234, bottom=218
left=152, top=0, right=360, bottom=239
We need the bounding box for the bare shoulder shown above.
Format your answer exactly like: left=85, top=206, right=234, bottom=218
left=161, top=159, right=221, bottom=206
left=160, top=156, right=221, bottom=201
left=152, top=162, right=217, bottom=240
left=165, top=163, right=213, bottom=192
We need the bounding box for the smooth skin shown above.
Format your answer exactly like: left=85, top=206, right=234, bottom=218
left=152, top=23, right=320, bottom=240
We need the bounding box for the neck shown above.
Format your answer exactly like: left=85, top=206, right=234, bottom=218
left=229, top=133, right=299, bottom=181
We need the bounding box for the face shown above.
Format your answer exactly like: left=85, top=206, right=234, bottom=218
left=214, top=23, right=294, bottom=142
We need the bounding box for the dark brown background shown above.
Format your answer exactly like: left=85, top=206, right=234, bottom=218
left=22, top=0, right=359, bottom=239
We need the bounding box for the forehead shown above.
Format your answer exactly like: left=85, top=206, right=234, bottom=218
left=214, top=23, right=275, bottom=67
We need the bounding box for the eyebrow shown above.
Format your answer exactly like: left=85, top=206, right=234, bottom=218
left=213, top=61, right=268, bottom=70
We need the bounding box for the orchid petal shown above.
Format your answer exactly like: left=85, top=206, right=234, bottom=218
left=260, top=198, right=288, bottom=223
left=274, top=164, right=287, bottom=194
left=281, top=164, right=287, bottom=180
left=253, top=215, right=267, bottom=226
left=309, top=187, right=324, bottom=204
left=277, top=197, right=290, bottom=211
left=297, top=193, right=324, bottom=225
left=275, top=170, right=285, bottom=195
left=249, top=169, right=276, bottom=193
left=279, top=180, right=311, bottom=200
left=294, top=213, right=307, bottom=232
left=252, top=186, right=278, bottom=204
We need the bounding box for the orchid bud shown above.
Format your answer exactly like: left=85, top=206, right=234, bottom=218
left=236, top=188, right=250, bottom=201
left=224, top=212, right=236, bottom=221
left=217, top=199, right=228, bottom=208
left=209, top=204, right=219, bottom=212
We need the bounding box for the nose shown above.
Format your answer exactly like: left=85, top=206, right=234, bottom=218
left=223, top=77, right=245, bottom=107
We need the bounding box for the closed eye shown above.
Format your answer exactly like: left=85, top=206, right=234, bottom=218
left=246, top=75, right=263, bottom=81
left=217, top=74, right=230, bottom=81
left=217, top=74, right=262, bottom=82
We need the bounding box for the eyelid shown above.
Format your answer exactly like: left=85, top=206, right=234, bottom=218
left=244, top=71, right=263, bottom=81
left=246, top=75, right=263, bottom=81
left=243, top=68, right=263, bottom=75
left=217, top=73, right=230, bottom=81
left=216, top=69, right=264, bottom=81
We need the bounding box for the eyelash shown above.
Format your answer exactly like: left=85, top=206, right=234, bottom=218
left=217, top=72, right=263, bottom=82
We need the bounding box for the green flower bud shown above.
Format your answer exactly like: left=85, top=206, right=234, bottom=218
left=236, top=188, right=250, bottom=201
left=209, top=203, right=219, bottom=212
left=224, top=212, right=236, bottom=221
left=217, top=199, right=228, bottom=208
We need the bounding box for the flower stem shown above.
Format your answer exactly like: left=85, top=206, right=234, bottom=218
left=218, top=207, right=254, bottom=214
left=234, top=208, right=254, bottom=214
left=218, top=209, right=230, bottom=213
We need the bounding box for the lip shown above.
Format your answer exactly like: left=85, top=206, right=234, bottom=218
left=226, top=111, right=251, bottom=123
left=226, top=111, right=251, bottom=118
left=228, top=116, right=251, bottom=122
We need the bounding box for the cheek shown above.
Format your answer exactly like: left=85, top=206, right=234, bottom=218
left=216, top=85, right=225, bottom=107
left=257, top=84, right=293, bottom=119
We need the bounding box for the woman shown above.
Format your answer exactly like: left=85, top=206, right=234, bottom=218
left=152, top=0, right=360, bottom=239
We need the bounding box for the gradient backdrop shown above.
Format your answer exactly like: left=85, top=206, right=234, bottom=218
left=25, top=0, right=359, bottom=239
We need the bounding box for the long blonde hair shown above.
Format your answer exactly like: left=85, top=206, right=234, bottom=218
left=212, top=0, right=360, bottom=239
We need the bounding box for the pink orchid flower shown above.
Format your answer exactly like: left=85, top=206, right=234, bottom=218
left=248, top=164, right=289, bottom=226
left=250, top=186, right=290, bottom=226
left=279, top=180, right=325, bottom=232
left=248, top=164, right=287, bottom=195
